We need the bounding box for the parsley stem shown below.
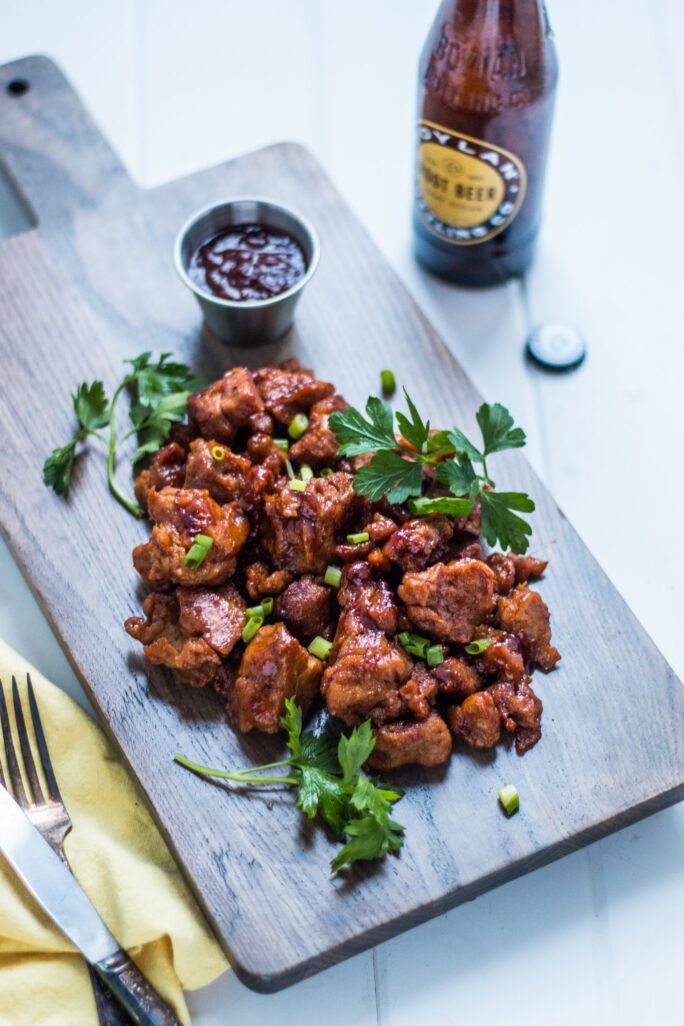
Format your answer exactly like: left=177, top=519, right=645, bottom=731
left=174, top=754, right=298, bottom=786
left=115, top=425, right=139, bottom=449
left=86, top=429, right=108, bottom=445
left=107, top=376, right=144, bottom=519
left=231, top=758, right=293, bottom=774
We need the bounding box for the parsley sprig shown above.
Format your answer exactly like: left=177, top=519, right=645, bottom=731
left=43, top=352, right=206, bottom=518
left=174, top=699, right=404, bottom=874
left=330, top=390, right=535, bottom=553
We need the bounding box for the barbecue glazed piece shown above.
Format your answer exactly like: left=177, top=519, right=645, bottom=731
left=125, top=592, right=222, bottom=687
left=126, top=359, right=560, bottom=769
left=367, top=713, right=453, bottom=771
left=132, top=487, right=249, bottom=589
left=228, top=623, right=323, bottom=733
left=398, top=558, right=496, bottom=644
left=260, top=472, right=359, bottom=574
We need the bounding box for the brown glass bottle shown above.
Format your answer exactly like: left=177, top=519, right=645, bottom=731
left=413, top=0, right=558, bottom=286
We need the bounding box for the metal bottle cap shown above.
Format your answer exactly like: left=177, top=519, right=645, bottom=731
left=526, top=323, right=587, bottom=370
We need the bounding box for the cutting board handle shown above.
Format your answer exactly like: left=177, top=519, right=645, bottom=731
left=0, top=56, right=136, bottom=229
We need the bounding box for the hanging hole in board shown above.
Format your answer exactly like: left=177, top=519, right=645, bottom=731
left=6, top=79, right=30, bottom=97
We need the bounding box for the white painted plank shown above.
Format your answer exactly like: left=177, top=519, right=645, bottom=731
left=653, top=0, right=684, bottom=167
left=0, top=0, right=141, bottom=179
left=375, top=847, right=607, bottom=1026
left=138, top=0, right=321, bottom=186
left=187, top=950, right=377, bottom=1026
left=525, top=0, right=684, bottom=668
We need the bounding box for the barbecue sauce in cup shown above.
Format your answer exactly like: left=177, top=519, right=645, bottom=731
left=189, top=223, right=306, bottom=302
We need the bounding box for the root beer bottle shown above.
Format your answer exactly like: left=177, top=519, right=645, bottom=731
left=413, top=0, right=558, bottom=286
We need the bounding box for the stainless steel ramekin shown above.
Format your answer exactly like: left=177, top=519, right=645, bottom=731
left=174, top=197, right=320, bottom=346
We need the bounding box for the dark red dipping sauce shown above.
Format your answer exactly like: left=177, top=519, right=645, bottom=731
left=188, top=223, right=306, bottom=302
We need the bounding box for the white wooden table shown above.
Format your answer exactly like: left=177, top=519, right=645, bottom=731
left=1, top=2, right=683, bottom=1023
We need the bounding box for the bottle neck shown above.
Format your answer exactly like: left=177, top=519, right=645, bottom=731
left=444, top=0, right=547, bottom=34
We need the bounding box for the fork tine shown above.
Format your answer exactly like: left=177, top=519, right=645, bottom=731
left=26, top=673, right=62, bottom=803
left=12, top=676, right=44, bottom=805
left=0, top=679, right=28, bottom=806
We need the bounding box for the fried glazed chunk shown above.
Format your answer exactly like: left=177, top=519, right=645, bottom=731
left=485, top=552, right=517, bottom=594
left=289, top=394, right=348, bottom=466
left=185, top=437, right=277, bottom=512
left=398, top=558, right=496, bottom=644
left=183, top=438, right=250, bottom=502
left=276, top=576, right=333, bottom=640
left=448, top=691, right=501, bottom=749
left=497, top=585, right=560, bottom=672
left=245, top=561, right=293, bottom=600
left=124, top=592, right=221, bottom=687
left=488, top=676, right=543, bottom=754
left=486, top=552, right=548, bottom=594
left=399, top=664, right=439, bottom=719
left=253, top=363, right=334, bottom=424
left=132, top=487, right=249, bottom=588
left=260, top=471, right=358, bottom=574
left=367, top=713, right=452, bottom=771
left=382, top=515, right=453, bottom=572
left=227, top=623, right=323, bottom=733
left=176, top=584, right=246, bottom=656
left=134, top=442, right=186, bottom=510
left=513, top=554, right=547, bottom=583
left=323, top=564, right=412, bottom=725
left=477, top=629, right=525, bottom=684
left=187, top=367, right=263, bottom=443
left=323, top=630, right=412, bottom=726
left=430, top=657, right=481, bottom=700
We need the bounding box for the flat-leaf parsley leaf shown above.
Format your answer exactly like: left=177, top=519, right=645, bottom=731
left=331, top=392, right=535, bottom=553
left=174, top=699, right=405, bottom=873
left=44, top=352, right=207, bottom=517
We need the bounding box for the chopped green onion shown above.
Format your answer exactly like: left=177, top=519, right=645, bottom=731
left=398, top=632, right=430, bottom=658
left=183, top=534, right=213, bottom=569
left=242, top=615, right=263, bottom=644
left=498, top=784, right=519, bottom=817
left=210, top=445, right=226, bottom=462
left=274, top=438, right=289, bottom=452
left=285, top=459, right=296, bottom=480
left=380, top=369, right=396, bottom=395
left=426, top=644, right=444, bottom=667
left=288, top=413, right=309, bottom=439
left=408, top=496, right=474, bottom=517
left=324, top=565, right=342, bottom=588
left=300, top=463, right=314, bottom=483
left=308, top=636, right=333, bottom=660
left=290, top=479, right=307, bottom=492
left=320, top=467, right=333, bottom=478
left=245, top=596, right=273, bottom=620
left=346, top=532, right=370, bottom=544
left=465, top=638, right=492, bottom=655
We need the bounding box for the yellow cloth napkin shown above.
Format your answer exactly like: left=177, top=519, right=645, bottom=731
left=0, top=641, right=229, bottom=1026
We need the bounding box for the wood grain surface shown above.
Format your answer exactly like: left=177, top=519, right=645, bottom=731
left=0, top=56, right=682, bottom=993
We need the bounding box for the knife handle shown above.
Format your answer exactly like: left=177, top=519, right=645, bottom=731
left=93, top=949, right=182, bottom=1026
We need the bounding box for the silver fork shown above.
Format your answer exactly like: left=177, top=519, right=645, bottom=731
left=0, top=674, right=135, bottom=1026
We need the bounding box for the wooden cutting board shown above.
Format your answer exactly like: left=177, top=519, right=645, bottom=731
left=0, top=56, right=682, bottom=992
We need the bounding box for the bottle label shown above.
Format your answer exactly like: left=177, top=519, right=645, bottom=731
left=416, top=119, right=527, bottom=245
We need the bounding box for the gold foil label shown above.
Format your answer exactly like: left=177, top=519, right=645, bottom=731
left=416, top=120, right=527, bottom=245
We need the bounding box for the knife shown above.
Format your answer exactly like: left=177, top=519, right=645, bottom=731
left=0, top=785, right=182, bottom=1026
